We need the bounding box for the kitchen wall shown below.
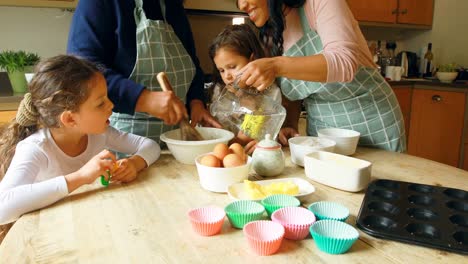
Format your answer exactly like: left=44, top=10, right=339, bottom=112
left=0, top=7, right=73, bottom=58
left=361, top=0, right=468, bottom=67
left=402, top=0, right=468, bottom=66
left=0, top=6, right=236, bottom=76
left=0, top=0, right=467, bottom=70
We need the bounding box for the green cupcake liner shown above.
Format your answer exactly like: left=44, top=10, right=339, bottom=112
left=261, top=194, right=301, bottom=217
left=308, top=201, right=349, bottom=221
left=225, top=200, right=265, bottom=229
left=309, top=220, right=359, bottom=254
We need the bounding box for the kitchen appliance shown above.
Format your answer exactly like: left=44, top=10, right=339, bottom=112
left=397, top=51, right=419, bottom=77
left=456, top=67, right=468, bottom=82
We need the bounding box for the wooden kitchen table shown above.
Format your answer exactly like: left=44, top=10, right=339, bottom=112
left=0, top=148, right=466, bottom=263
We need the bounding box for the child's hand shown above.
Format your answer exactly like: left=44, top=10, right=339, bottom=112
left=110, top=159, right=138, bottom=183
left=65, top=150, right=116, bottom=192
left=79, top=150, right=116, bottom=184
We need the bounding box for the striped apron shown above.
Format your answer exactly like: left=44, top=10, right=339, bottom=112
left=110, top=0, right=196, bottom=143
left=280, top=7, right=406, bottom=152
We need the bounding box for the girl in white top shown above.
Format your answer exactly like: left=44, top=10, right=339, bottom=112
left=0, top=55, right=160, bottom=230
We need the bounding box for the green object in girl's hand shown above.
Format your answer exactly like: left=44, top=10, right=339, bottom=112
left=100, top=170, right=111, bottom=186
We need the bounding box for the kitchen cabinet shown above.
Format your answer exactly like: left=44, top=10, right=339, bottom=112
left=391, top=85, right=412, bottom=143
left=0, top=0, right=77, bottom=8
left=407, top=89, right=465, bottom=167
left=0, top=110, right=16, bottom=125
left=347, top=0, right=433, bottom=26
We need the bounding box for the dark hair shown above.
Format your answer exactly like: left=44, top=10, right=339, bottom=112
left=208, top=23, right=265, bottom=86
left=0, top=55, right=101, bottom=178
left=260, top=0, right=305, bottom=56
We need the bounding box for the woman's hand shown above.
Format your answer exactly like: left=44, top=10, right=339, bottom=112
left=190, top=100, right=222, bottom=128
left=65, top=149, right=116, bottom=193
left=236, top=57, right=278, bottom=92
left=278, top=127, right=300, bottom=146
left=135, top=89, right=187, bottom=125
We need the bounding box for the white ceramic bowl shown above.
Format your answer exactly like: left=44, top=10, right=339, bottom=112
left=288, top=136, right=336, bottom=166
left=195, top=153, right=252, bottom=193
left=317, top=128, right=360, bottom=156
left=436, top=72, right=458, bottom=83
left=160, top=127, right=234, bottom=164
left=304, top=151, right=371, bottom=192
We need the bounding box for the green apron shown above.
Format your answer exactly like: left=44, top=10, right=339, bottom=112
left=110, top=0, right=196, bottom=143
left=280, top=7, right=406, bottom=152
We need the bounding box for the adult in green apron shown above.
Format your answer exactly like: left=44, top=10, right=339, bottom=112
left=67, top=0, right=220, bottom=144
left=109, top=0, right=197, bottom=142
left=236, top=0, right=406, bottom=152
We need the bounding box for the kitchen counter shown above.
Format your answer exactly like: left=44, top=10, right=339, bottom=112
left=0, top=148, right=466, bottom=263
left=389, top=79, right=468, bottom=90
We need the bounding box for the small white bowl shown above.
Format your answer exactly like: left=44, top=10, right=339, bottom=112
left=436, top=72, right=458, bottom=83
left=288, top=136, right=336, bottom=166
left=304, top=151, right=371, bottom=192
left=195, top=153, right=252, bottom=193
left=317, top=128, right=360, bottom=156
left=160, top=127, right=234, bottom=164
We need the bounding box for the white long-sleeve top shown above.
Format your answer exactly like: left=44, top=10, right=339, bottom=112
left=0, top=126, right=160, bottom=224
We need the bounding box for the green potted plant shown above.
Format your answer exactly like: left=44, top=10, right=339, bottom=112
left=0, top=50, right=40, bottom=94
left=436, top=63, right=458, bottom=83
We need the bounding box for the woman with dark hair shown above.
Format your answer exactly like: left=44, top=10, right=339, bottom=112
left=235, top=0, right=406, bottom=152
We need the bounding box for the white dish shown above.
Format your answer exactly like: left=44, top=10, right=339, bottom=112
left=160, top=127, right=234, bottom=165
left=317, top=128, right=360, bottom=156
left=196, top=154, right=252, bottom=193
left=288, top=136, right=336, bottom=167
left=227, top=177, right=315, bottom=202
left=304, top=151, right=371, bottom=192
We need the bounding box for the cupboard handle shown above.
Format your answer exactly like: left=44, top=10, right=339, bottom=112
left=432, top=95, right=442, bottom=102
left=401, top=8, right=408, bottom=15
left=391, top=9, right=399, bottom=14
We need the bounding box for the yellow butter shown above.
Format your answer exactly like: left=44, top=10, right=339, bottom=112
left=244, top=180, right=299, bottom=199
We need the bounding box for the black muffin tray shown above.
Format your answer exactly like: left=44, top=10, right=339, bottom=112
left=356, top=179, right=468, bottom=255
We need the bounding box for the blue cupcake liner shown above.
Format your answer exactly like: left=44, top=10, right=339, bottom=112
left=308, top=201, right=349, bottom=221
left=309, top=220, right=359, bottom=254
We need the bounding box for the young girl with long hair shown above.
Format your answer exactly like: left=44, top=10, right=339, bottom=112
left=0, top=55, right=160, bottom=232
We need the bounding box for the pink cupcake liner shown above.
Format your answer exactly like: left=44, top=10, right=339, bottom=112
left=188, top=206, right=226, bottom=236
left=271, top=207, right=316, bottom=240
left=243, top=220, right=285, bottom=256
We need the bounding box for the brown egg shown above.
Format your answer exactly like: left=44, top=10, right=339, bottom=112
left=213, top=143, right=230, bottom=160
left=223, top=153, right=245, bottom=168
left=200, top=154, right=221, bottom=167
left=229, top=143, right=246, bottom=162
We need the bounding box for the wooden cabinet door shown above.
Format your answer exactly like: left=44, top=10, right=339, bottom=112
left=0, top=0, right=77, bottom=8
left=392, top=86, right=412, bottom=143
left=408, top=89, right=465, bottom=167
left=397, top=0, right=434, bottom=26
left=346, top=0, right=398, bottom=23
left=0, top=111, right=16, bottom=125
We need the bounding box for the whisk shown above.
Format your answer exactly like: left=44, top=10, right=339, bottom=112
left=156, top=72, right=204, bottom=141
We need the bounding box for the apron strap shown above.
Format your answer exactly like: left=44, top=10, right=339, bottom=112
left=134, top=0, right=167, bottom=23
left=298, top=6, right=312, bottom=34
left=159, top=0, right=167, bottom=21
left=134, top=0, right=147, bottom=24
